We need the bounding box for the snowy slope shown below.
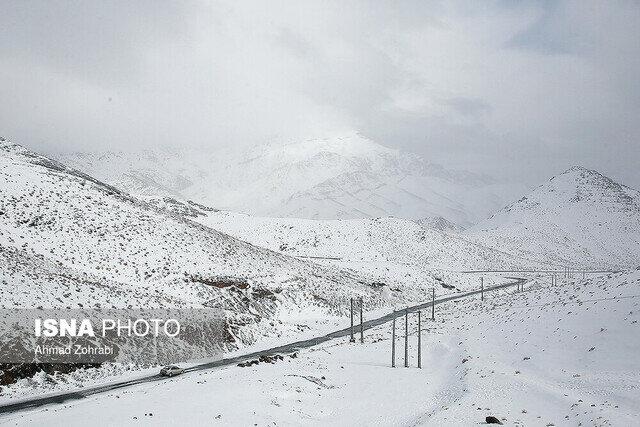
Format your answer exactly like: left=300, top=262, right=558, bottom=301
left=0, top=139, right=390, bottom=348
left=54, top=134, right=524, bottom=227
left=467, top=166, right=640, bottom=269
left=195, top=210, right=544, bottom=292
left=7, top=270, right=638, bottom=425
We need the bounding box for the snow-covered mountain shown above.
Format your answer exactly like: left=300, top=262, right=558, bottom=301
left=53, top=134, right=524, bottom=227
left=466, top=166, right=640, bottom=269
left=0, top=138, right=393, bottom=348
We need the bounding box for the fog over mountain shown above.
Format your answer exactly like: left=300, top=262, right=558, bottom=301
left=55, top=133, right=527, bottom=226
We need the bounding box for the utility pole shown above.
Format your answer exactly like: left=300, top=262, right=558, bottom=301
left=417, top=311, right=422, bottom=369
left=350, top=298, right=355, bottom=343
left=480, top=276, right=484, bottom=301
left=391, top=316, right=396, bottom=367
left=431, top=288, right=435, bottom=320
left=359, top=297, right=364, bottom=343
left=404, top=308, right=409, bottom=368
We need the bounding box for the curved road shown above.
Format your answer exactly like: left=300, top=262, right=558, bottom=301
left=0, top=278, right=527, bottom=416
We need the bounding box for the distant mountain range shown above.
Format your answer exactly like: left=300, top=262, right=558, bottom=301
left=46, top=135, right=640, bottom=269
left=53, top=133, right=525, bottom=227
left=9, top=130, right=640, bottom=271
left=191, top=164, right=640, bottom=272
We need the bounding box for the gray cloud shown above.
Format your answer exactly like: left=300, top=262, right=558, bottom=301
left=0, top=0, right=639, bottom=190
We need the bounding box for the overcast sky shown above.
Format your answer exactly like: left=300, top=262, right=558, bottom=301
left=1, top=0, right=639, bottom=188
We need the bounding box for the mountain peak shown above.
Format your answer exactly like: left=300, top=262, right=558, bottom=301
left=550, top=166, right=638, bottom=204
left=558, top=165, right=609, bottom=182
left=272, top=133, right=397, bottom=161
left=562, top=165, right=592, bottom=174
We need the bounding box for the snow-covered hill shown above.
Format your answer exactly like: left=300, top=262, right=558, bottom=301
left=0, top=138, right=391, bottom=348
left=467, top=166, right=640, bottom=269
left=53, top=134, right=524, bottom=227
left=195, top=210, right=543, bottom=291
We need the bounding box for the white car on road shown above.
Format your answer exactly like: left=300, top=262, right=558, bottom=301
left=160, top=365, right=184, bottom=377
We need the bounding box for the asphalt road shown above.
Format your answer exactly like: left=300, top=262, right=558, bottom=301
left=0, top=277, right=527, bottom=416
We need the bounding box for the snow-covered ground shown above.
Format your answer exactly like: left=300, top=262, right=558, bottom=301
left=0, top=273, right=516, bottom=401
left=195, top=210, right=544, bottom=292
left=4, top=270, right=637, bottom=426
